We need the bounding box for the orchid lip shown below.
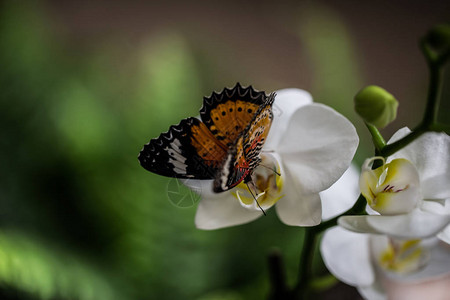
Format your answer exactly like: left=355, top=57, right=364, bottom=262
left=360, top=157, right=421, bottom=215
left=379, top=238, right=429, bottom=274
left=231, top=153, right=284, bottom=212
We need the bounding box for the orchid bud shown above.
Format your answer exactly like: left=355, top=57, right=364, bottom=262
left=354, top=85, right=398, bottom=129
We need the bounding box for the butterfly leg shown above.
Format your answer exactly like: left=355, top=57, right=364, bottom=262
left=245, top=177, right=267, bottom=216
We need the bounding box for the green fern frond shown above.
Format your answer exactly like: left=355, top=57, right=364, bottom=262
left=0, top=230, right=125, bottom=300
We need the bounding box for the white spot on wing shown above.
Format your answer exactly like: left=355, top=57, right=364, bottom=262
left=170, top=158, right=187, bottom=173
left=221, top=153, right=233, bottom=190
left=165, top=139, right=188, bottom=174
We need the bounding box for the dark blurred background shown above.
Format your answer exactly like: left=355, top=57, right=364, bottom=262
left=0, top=1, right=449, bottom=299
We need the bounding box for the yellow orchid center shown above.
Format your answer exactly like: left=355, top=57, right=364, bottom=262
left=360, top=157, right=421, bottom=215
left=379, top=239, right=429, bottom=274
left=232, top=153, right=284, bottom=211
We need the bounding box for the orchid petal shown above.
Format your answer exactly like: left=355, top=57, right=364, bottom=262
left=276, top=103, right=359, bottom=194
left=183, top=179, right=263, bottom=229
left=420, top=199, right=450, bottom=215
left=264, top=89, right=312, bottom=150
left=383, top=275, right=450, bottom=300
left=338, top=215, right=379, bottom=234
left=320, top=227, right=375, bottom=286
left=387, top=127, right=411, bottom=144
left=437, top=225, right=450, bottom=244
left=275, top=166, right=321, bottom=226
left=359, top=157, right=384, bottom=206
left=371, top=235, right=430, bottom=276
left=385, top=242, right=450, bottom=283
left=195, top=193, right=263, bottom=230
left=182, top=179, right=215, bottom=197
left=388, top=128, right=450, bottom=200
left=320, top=164, right=360, bottom=220
left=370, top=235, right=450, bottom=283
left=339, top=210, right=450, bottom=239
left=357, top=284, right=387, bottom=300
left=366, top=210, right=450, bottom=239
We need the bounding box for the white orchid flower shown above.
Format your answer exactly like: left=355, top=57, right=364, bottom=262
left=186, top=89, right=359, bottom=230
left=339, top=128, right=450, bottom=239
left=321, top=226, right=450, bottom=300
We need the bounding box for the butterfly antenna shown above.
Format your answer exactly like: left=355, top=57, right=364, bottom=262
left=245, top=182, right=266, bottom=216
left=259, top=164, right=281, bottom=176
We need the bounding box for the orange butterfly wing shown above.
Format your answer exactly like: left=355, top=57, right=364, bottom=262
left=213, top=93, right=275, bottom=192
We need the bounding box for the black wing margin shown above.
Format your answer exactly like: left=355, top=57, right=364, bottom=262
left=199, top=83, right=267, bottom=128
left=138, top=117, right=220, bottom=179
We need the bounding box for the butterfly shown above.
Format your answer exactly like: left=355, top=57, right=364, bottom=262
left=138, top=83, right=275, bottom=193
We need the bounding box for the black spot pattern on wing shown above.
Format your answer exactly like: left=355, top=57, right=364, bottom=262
left=242, top=92, right=275, bottom=160
left=213, top=92, right=275, bottom=192
left=200, top=83, right=267, bottom=145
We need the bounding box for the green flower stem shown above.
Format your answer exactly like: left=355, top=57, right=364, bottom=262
left=293, top=227, right=318, bottom=299
left=365, top=123, right=386, bottom=153
left=433, top=123, right=450, bottom=134
left=420, top=40, right=444, bottom=128
left=379, top=40, right=448, bottom=157
left=420, top=38, right=437, bottom=65
left=267, top=249, right=290, bottom=300
left=379, top=127, right=426, bottom=157
left=289, top=195, right=367, bottom=299
left=316, top=194, right=367, bottom=232
left=436, top=47, right=450, bottom=66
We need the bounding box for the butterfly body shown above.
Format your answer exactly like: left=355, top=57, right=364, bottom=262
left=138, top=83, right=275, bottom=193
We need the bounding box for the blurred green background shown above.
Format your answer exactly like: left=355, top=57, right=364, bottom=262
left=1, top=1, right=448, bottom=299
